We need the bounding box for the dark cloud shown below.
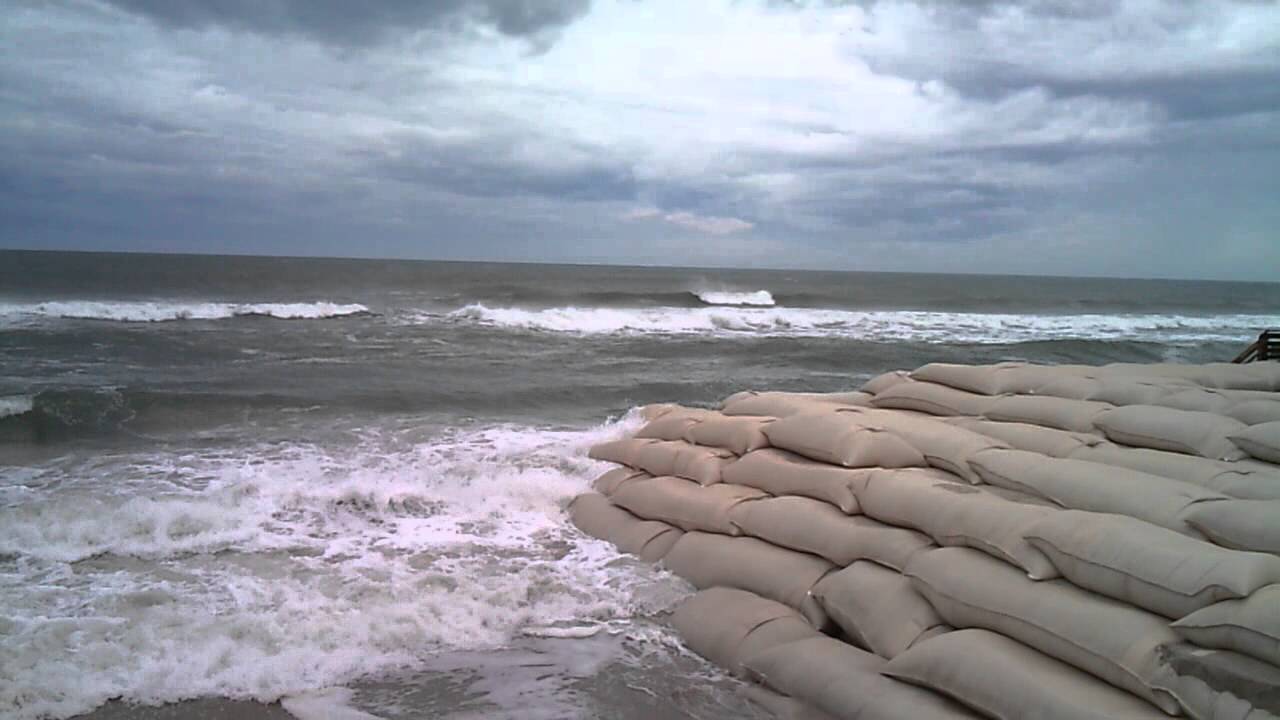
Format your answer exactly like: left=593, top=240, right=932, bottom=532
left=100, top=0, right=593, bottom=46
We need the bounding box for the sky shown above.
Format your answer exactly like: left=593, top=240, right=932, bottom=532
left=2, top=0, right=1279, bottom=280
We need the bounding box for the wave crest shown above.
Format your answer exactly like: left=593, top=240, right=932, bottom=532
left=692, top=289, right=775, bottom=306
left=445, top=303, right=1280, bottom=344
left=0, top=301, right=370, bottom=323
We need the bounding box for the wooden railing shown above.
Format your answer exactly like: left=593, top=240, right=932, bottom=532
left=1234, top=329, right=1280, bottom=363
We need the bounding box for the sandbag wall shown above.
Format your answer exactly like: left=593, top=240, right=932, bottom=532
left=571, top=361, right=1280, bottom=720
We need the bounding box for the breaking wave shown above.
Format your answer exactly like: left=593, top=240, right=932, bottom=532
left=0, top=300, right=370, bottom=323
left=445, top=303, right=1280, bottom=345
left=0, top=394, right=34, bottom=419
left=691, top=289, right=775, bottom=307
left=0, top=411, right=689, bottom=720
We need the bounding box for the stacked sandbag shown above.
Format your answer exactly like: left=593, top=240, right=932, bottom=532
left=571, top=360, right=1280, bottom=720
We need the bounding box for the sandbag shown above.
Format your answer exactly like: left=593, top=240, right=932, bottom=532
left=671, top=587, right=819, bottom=676
left=684, top=414, right=773, bottom=455
left=813, top=561, right=951, bottom=658
left=1229, top=401, right=1280, bottom=427
left=861, top=370, right=911, bottom=395
left=1094, top=406, right=1250, bottom=461
left=639, top=403, right=678, bottom=421
left=883, top=629, right=1169, bottom=720
left=836, top=407, right=1007, bottom=483
left=1154, top=389, right=1273, bottom=415
left=742, top=636, right=982, bottom=720
left=969, top=448, right=1228, bottom=537
left=1024, top=510, right=1280, bottom=618
left=567, top=493, right=683, bottom=562
left=950, top=417, right=1103, bottom=457
left=729, top=496, right=933, bottom=568
left=906, top=546, right=1185, bottom=714
left=1172, top=585, right=1280, bottom=670
left=984, top=395, right=1112, bottom=433
left=870, top=381, right=996, bottom=417
left=663, top=532, right=835, bottom=628
left=587, top=437, right=659, bottom=466
left=763, top=411, right=926, bottom=469
left=1067, top=444, right=1280, bottom=501
left=592, top=467, right=649, bottom=496
left=610, top=476, right=765, bottom=535
left=635, top=406, right=714, bottom=440
left=858, top=468, right=1060, bottom=579
left=1092, top=379, right=1189, bottom=407
left=910, top=361, right=1033, bottom=396
left=632, top=440, right=737, bottom=485
left=1183, top=501, right=1280, bottom=554
left=722, top=448, right=864, bottom=513
left=1229, top=422, right=1280, bottom=465
left=1154, top=644, right=1280, bottom=720
left=722, top=391, right=870, bottom=417
left=743, top=686, right=841, bottom=720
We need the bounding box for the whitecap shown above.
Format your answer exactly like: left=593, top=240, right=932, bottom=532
left=0, top=300, right=369, bottom=323
left=0, top=394, right=34, bottom=419
left=692, top=289, right=776, bottom=307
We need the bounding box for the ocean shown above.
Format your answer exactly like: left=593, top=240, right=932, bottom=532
left=2, top=249, right=1278, bottom=719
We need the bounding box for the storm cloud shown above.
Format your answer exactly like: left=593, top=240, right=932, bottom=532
left=1, top=0, right=1278, bottom=278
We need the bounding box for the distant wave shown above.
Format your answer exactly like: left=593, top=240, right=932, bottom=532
left=691, top=289, right=775, bottom=307
left=0, top=301, right=370, bottom=323
left=445, top=303, right=1280, bottom=344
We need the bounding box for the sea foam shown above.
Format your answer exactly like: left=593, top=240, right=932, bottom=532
left=0, top=300, right=369, bottom=323
left=0, top=411, right=684, bottom=720
left=692, top=289, right=776, bottom=307
left=0, top=394, right=33, bottom=419
left=446, top=303, right=1280, bottom=344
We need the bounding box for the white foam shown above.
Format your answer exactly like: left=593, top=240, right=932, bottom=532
left=445, top=303, right=1280, bottom=344
left=0, top=410, right=683, bottom=720
left=692, top=289, right=776, bottom=307
left=0, top=394, right=33, bottom=419
left=0, top=301, right=369, bottom=323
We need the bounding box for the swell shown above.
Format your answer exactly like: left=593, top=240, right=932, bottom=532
left=0, top=300, right=371, bottom=323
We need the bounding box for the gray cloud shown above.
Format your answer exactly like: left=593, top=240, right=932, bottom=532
left=100, top=0, right=593, bottom=45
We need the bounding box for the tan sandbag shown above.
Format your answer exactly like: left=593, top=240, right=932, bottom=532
left=1192, top=362, right=1280, bottom=392
left=949, top=417, right=1103, bottom=457
left=722, top=391, right=871, bottom=417
left=1183, top=501, right=1280, bottom=554
left=567, top=492, right=683, bottom=562
left=722, top=448, right=864, bottom=513
left=663, top=532, right=834, bottom=628
left=742, top=635, right=982, bottom=720
left=870, top=380, right=996, bottom=417
left=729, top=494, right=933, bottom=570
left=984, top=395, right=1112, bottom=433
left=610, top=476, right=765, bottom=535
left=762, top=411, right=926, bottom=469
left=743, top=686, right=841, bottom=720
left=685, top=413, right=773, bottom=455
left=1153, top=644, right=1280, bottom=720
left=1229, top=401, right=1280, bottom=427
left=632, top=440, right=737, bottom=485
left=858, top=468, right=1060, bottom=579
left=969, top=448, right=1228, bottom=536
left=639, top=403, right=678, bottom=421
left=909, top=361, right=1032, bottom=396
left=836, top=407, right=1007, bottom=483
left=671, top=587, right=819, bottom=676
left=883, top=629, right=1169, bottom=720
left=1154, top=388, right=1274, bottom=415
left=587, top=437, right=659, bottom=466
left=1094, top=405, right=1250, bottom=461
left=1067, top=444, right=1280, bottom=501
left=1092, top=379, right=1190, bottom=407
left=813, top=561, right=951, bottom=659
left=1229, top=422, right=1280, bottom=465
left=591, top=467, right=649, bottom=496
left=1172, top=585, right=1280, bottom=670
left=905, top=546, right=1184, bottom=714
left=1024, top=509, right=1280, bottom=618
left=861, top=370, right=911, bottom=394
left=635, top=406, right=714, bottom=440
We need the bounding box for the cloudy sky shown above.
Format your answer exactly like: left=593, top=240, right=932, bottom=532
left=2, top=0, right=1279, bottom=279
